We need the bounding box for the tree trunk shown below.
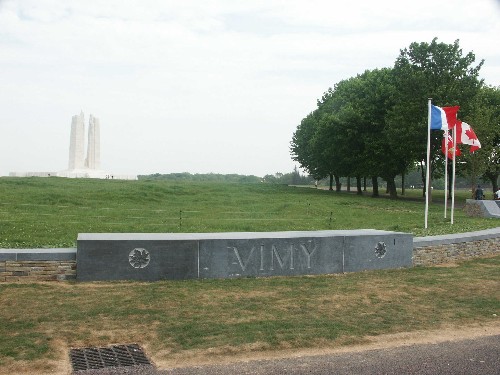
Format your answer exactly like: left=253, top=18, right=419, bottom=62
left=372, top=176, right=379, bottom=197
left=347, top=177, right=351, bottom=192
left=387, top=177, right=398, bottom=199
left=335, top=175, right=342, bottom=192
left=363, top=177, right=367, bottom=191
left=486, top=172, right=499, bottom=198
left=401, top=171, right=405, bottom=196
left=492, top=175, right=499, bottom=196
left=356, top=176, right=362, bottom=195
left=329, top=173, right=333, bottom=191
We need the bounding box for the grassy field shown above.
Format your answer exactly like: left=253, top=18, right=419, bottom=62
left=0, top=177, right=498, bottom=248
left=0, top=177, right=499, bottom=374
left=0, top=256, right=499, bottom=373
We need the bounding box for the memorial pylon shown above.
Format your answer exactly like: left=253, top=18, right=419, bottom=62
left=85, top=114, right=101, bottom=170
left=62, top=111, right=108, bottom=178
left=68, top=111, right=85, bottom=170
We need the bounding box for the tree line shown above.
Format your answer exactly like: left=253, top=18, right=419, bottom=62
left=290, top=38, right=500, bottom=198
left=139, top=169, right=314, bottom=185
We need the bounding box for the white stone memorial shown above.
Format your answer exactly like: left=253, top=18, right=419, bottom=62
left=10, top=111, right=137, bottom=180
left=60, top=111, right=108, bottom=178
left=85, top=114, right=100, bottom=170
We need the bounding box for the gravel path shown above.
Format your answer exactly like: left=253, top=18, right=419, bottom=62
left=164, top=334, right=500, bottom=375
left=70, top=334, right=499, bottom=374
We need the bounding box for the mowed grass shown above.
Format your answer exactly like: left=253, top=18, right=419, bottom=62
left=0, top=177, right=499, bottom=373
left=0, top=256, right=498, bottom=373
left=0, top=177, right=498, bottom=248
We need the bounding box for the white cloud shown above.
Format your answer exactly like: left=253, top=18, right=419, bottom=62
left=0, top=0, right=499, bottom=177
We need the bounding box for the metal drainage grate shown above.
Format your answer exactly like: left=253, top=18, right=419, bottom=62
left=70, top=343, right=152, bottom=372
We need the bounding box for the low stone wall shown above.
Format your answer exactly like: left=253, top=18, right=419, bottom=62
left=413, top=227, right=500, bottom=266
left=0, top=249, right=76, bottom=282
left=77, top=230, right=413, bottom=281
left=0, top=228, right=499, bottom=281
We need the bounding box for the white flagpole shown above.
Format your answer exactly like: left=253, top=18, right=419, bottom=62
left=425, top=99, right=432, bottom=229
left=451, top=126, right=457, bottom=224
left=444, top=131, right=448, bottom=218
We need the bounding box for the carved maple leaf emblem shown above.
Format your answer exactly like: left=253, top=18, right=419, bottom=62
left=129, top=248, right=150, bottom=269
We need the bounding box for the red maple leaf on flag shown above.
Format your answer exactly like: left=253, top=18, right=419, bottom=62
left=465, top=128, right=478, bottom=141
left=457, top=120, right=481, bottom=153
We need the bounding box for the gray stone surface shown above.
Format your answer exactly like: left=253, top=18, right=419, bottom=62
left=413, top=227, right=500, bottom=247
left=77, top=230, right=413, bottom=282
left=480, top=200, right=500, bottom=217
left=199, top=236, right=344, bottom=278
left=76, top=240, right=198, bottom=282
left=344, top=233, right=413, bottom=272
left=465, top=199, right=500, bottom=218
left=0, top=248, right=76, bottom=261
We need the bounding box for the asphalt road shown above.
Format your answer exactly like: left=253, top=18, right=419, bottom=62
left=164, top=334, right=500, bottom=375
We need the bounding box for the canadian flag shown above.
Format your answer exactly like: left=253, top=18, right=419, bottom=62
left=442, top=131, right=461, bottom=159
left=456, top=120, right=481, bottom=153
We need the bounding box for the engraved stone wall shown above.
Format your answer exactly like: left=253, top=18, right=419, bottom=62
left=76, top=230, right=413, bottom=282
left=1, top=228, right=499, bottom=282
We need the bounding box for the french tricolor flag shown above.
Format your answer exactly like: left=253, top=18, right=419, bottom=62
left=430, top=105, right=460, bottom=130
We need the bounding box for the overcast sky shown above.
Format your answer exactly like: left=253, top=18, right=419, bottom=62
left=1, top=0, right=499, bottom=178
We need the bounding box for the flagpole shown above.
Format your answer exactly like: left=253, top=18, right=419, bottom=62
left=425, top=99, right=432, bottom=229
left=451, top=126, right=457, bottom=224
left=444, top=131, right=448, bottom=219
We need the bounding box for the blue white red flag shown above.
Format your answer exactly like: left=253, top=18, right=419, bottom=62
left=430, top=105, right=460, bottom=130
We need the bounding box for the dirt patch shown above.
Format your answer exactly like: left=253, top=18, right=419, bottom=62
left=154, top=321, right=500, bottom=370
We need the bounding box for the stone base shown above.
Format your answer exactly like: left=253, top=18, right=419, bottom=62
left=76, top=230, right=413, bottom=282
left=465, top=199, right=500, bottom=218
left=9, top=169, right=138, bottom=180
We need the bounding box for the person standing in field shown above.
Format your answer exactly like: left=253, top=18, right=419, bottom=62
left=475, top=185, right=484, bottom=200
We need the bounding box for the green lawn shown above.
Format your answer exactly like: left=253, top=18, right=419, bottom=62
left=0, top=256, right=498, bottom=373
left=0, top=177, right=498, bottom=248
left=0, top=177, right=498, bottom=373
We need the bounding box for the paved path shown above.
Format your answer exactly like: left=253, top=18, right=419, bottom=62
left=164, top=335, right=500, bottom=375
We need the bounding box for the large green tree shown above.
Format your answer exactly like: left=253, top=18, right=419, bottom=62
left=388, top=38, right=483, bottom=197
left=350, top=68, right=406, bottom=198
left=459, top=85, right=500, bottom=193
left=290, top=111, right=323, bottom=179
left=318, top=78, right=367, bottom=193
left=291, top=38, right=486, bottom=199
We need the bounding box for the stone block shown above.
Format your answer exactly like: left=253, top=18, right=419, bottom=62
left=343, top=233, right=414, bottom=272
left=12, top=270, right=29, bottom=276
left=77, top=230, right=413, bottom=282
left=0, top=248, right=76, bottom=262
left=62, top=274, right=77, bottom=280
left=77, top=236, right=198, bottom=281
left=0, top=253, right=16, bottom=261
left=199, top=235, right=344, bottom=279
